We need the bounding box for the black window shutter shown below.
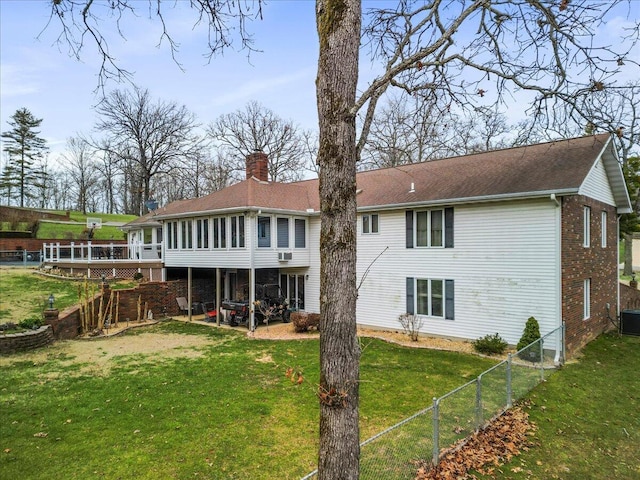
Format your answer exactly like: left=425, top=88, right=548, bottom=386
left=445, top=207, right=454, bottom=248
left=406, top=277, right=415, bottom=314
left=445, top=279, right=455, bottom=320
left=406, top=211, right=414, bottom=248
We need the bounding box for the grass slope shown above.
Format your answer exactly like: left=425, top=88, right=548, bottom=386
left=0, top=268, right=139, bottom=323
left=0, top=321, right=496, bottom=480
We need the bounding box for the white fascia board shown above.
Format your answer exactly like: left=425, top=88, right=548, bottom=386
left=153, top=206, right=316, bottom=221
left=356, top=188, right=578, bottom=212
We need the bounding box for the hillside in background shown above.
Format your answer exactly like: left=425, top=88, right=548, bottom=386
left=0, top=207, right=137, bottom=241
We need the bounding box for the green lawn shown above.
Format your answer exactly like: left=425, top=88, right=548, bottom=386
left=0, top=267, right=142, bottom=323
left=479, top=332, right=640, bottom=480
left=36, top=221, right=126, bottom=241
left=0, top=321, right=496, bottom=479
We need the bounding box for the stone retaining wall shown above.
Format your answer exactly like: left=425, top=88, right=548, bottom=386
left=0, top=325, right=54, bottom=354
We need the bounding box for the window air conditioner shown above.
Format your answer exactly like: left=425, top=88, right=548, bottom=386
left=278, top=252, right=293, bottom=261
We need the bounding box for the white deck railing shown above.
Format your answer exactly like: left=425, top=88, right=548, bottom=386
left=42, top=242, right=163, bottom=263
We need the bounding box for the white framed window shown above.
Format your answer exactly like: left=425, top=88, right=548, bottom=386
left=212, top=217, right=226, bottom=249
left=601, top=211, right=607, bottom=248
left=166, top=221, right=178, bottom=250
left=407, top=277, right=454, bottom=320
left=583, top=278, right=591, bottom=320
left=277, top=217, right=289, bottom=248
left=257, top=216, right=271, bottom=248
left=583, top=206, right=591, bottom=247
left=294, top=218, right=306, bottom=248
left=362, top=213, right=379, bottom=234
left=196, top=218, right=209, bottom=249
left=181, top=220, right=193, bottom=249
left=416, top=210, right=444, bottom=247
left=230, top=215, right=245, bottom=248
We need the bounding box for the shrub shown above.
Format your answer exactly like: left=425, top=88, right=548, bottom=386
left=517, top=316, right=542, bottom=361
left=472, top=333, right=508, bottom=355
left=292, top=312, right=320, bottom=333
left=398, top=313, right=424, bottom=341
left=133, top=272, right=144, bottom=281
left=19, top=317, right=42, bottom=330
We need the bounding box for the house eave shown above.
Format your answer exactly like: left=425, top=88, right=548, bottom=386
left=357, top=188, right=579, bottom=212
left=153, top=206, right=318, bottom=221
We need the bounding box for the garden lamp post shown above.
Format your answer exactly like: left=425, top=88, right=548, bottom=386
left=48, top=294, right=55, bottom=310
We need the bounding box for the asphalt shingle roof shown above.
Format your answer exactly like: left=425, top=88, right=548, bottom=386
left=132, top=133, right=619, bottom=222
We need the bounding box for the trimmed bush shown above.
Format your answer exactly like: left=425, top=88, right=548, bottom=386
left=291, top=312, right=320, bottom=333
left=472, top=333, right=508, bottom=355
left=19, top=317, right=43, bottom=330
left=517, top=316, right=542, bottom=361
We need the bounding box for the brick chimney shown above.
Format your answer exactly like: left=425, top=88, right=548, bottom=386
left=246, top=150, right=269, bottom=182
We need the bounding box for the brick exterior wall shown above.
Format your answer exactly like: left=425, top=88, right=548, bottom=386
left=0, top=325, right=54, bottom=354
left=561, top=195, right=618, bottom=355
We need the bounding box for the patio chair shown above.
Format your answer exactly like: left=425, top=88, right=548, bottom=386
left=176, top=297, right=190, bottom=315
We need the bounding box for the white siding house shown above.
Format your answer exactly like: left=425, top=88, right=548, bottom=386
left=123, top=134, right=631, bottom=355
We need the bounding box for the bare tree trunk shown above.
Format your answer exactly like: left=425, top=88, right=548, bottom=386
left=624, top=233, right=634, bottom=276
left=316, top=1, right=361, bottom=479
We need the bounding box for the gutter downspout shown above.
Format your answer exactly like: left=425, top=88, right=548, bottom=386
left=552, top=194, right=563, bottom=364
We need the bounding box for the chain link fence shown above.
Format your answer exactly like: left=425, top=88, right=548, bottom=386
left=302, top=324, right=564, bottom=479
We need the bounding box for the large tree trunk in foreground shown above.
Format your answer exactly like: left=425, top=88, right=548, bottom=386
left=316, top=0, right=362, bottom=479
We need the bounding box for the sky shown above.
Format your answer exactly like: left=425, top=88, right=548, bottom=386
left=0, top=0, right=323, bottom=162
left=1, top=0, right=638, bottom=166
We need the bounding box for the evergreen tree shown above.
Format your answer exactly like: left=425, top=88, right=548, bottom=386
left=1, top=108, right=49, bottom=207
left=517, top=316, right=542, bottom=362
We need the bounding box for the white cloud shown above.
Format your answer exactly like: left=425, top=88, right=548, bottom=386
left=0, top=63, right=42, bottom=98
left=208, top=66, right=316, bottom=108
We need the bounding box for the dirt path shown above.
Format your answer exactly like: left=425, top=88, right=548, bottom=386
left=0, top=319, right=486, bottom=378
left=0, top=328, right=217, bottom=376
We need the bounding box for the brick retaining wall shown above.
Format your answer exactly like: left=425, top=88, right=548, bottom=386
left=0, top=325, right=54, bottom=354
left=44, top=279, right=193, bottom=340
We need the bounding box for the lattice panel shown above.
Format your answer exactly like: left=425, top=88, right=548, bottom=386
left=90, top=268, right=112, bottom=279
left=115, top=268, right=139, bottom=279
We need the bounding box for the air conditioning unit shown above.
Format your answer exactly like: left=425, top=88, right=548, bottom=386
left=278, top=252, right=293, bottom=261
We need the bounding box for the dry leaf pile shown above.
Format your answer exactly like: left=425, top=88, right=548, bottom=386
left=416, top=404, right=537, bottom=480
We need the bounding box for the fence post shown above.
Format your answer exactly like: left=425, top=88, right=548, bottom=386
left=56, top=242, right=60, bottom=262
left=23, top=249, right=27, bottom=266
left=506, top=353, right=513, bottom=409
left=70, top=242, right=75, bottom=261
left=561, top=322, right=566, bottom=365
left=539, top=338, right=545, bottom=381
left=432, top=397, right=440, bottom=466
left=475, top=375, right=483, bottom=430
